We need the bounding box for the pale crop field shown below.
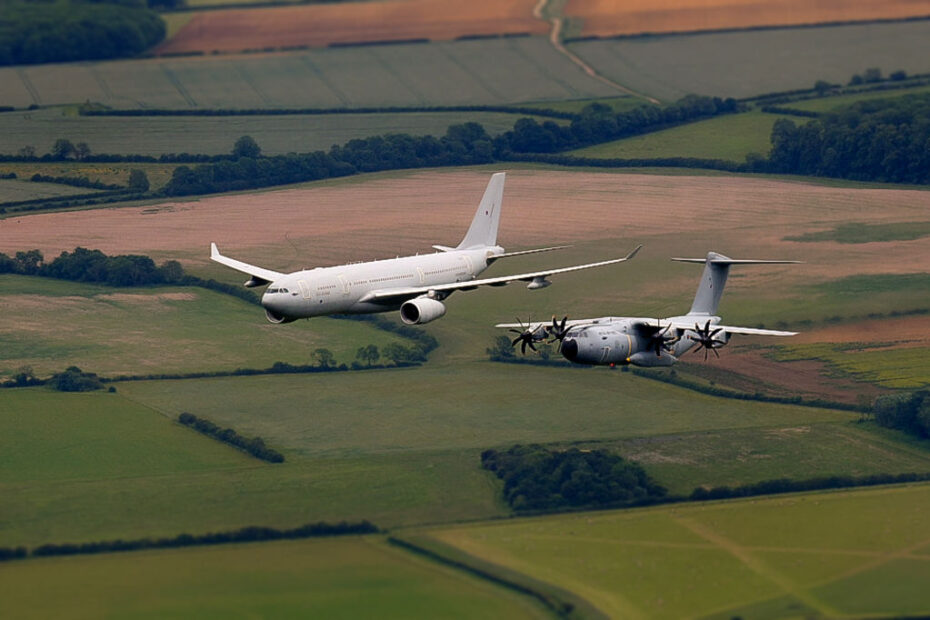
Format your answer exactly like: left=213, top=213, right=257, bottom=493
left=426, top=483, right=930, bottom=618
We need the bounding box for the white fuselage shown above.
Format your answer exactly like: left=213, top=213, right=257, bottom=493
left=560, top=316, right=708, bottom=366
left=261, top=247, right=502, bottom=320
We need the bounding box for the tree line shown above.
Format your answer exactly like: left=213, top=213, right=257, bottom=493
left=178, top=412, right=284, bottom=463
left=763, top=92, right=930, bottom=184
left=0, top=0, right=165, bottom=66
left=870, top=390, right=930, bottom=439
left=481, top=444, right=667, bottom=512
left=0, top=520, right=378, bottom=563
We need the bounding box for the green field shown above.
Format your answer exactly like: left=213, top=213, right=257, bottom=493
left=784, top=221, right=930, bottom=244
left=0, top=177, right=103, bottom=203
left=0, top=537, right=549, bottom=620
left=788, top=84, right=930, bottom=113
left=0, top=162, right=178, bottom=194
left=570, top=21, right=930, bottom=101
left=567, top=110, right=785, bottom=162
left=772, top=342, right=930, bottom=390
left=0, top=275, right=409, bottom=378
left=0, top=107, right=549, bottom=158
left=425, top=482, right=930, bottom=619
left=0, top=37, right=618, bottom=110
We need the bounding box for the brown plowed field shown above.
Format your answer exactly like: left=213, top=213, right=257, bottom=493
left=3, top=170, right=928, bottom=278
left=566, top=0, right=930, bottom=38
left=155, top=0, right=546, bottom=55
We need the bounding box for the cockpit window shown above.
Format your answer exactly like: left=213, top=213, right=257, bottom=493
left=266, top=287, right=289, bottom=294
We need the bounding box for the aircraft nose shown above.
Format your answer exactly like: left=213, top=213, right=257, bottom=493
left=561, top=338, right=578, bottom=362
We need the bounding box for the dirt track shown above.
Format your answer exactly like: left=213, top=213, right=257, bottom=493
left=2, top=170, right=928, bottom=278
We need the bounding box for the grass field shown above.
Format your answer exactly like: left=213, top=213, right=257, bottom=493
left=567, top=110, right=786, bottom=161
left=0, top=107, right=542, bottom=158
left=0, top=37, right=618, bottom=109
left=0, top=537, right=550, bottom=620
left=788, top=83, right=930, bottom=112
left=0, top=276, right=409, bottom=378
left=0, top=162, right=177, bottom=193
left=771, top=342, right=930, bottom=389
left=0, top=178, right=103, bottom=203
left=784, top=221, right=930, bottom=244
left=569, top=20, right=930, bottom=101
left=425, top=482, right=930, bottom=618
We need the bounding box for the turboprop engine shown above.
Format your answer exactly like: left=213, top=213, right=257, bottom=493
left=400, top=297, right=447, bottom=325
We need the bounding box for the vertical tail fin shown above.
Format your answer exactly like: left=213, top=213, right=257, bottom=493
left=456, top=172, right=505, bottom=249
left=673, top=253, right=801, bottom=316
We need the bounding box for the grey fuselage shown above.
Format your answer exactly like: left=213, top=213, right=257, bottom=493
left=559, top=316, right=714, bottom=367
left=261, top=247, right=502, bottom=320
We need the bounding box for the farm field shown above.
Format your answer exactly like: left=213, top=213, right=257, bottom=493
left=2, top=360, right=859, bottom=547
left=0, top=537, right=549, bottom=620
left=0, top=178, right=102, bottom=203
left=788, top=84, right=930, bottom=112
left=0, top=276, right=409, bottom=378
left=569, top=20, right=930, bottom=101
left=0, top=37, right=617, bottom=109
left=424, top=482, right=930, bottom=619
left=568, top=110, right=787, bottom=162
left=0, top=107, right=547, bottom=158
left=565, top=0, right=930, bottom=38
left=155, top=0, right=546, bottom=55
left=0, top=162, right=177, bottom=194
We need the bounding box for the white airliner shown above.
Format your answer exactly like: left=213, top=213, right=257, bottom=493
left=211, top=172, right=641, bottom=325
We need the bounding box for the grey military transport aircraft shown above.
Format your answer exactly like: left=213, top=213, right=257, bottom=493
left=211, top=172, right=641, bottom=324
left=498, top=252, right=799, bottom=366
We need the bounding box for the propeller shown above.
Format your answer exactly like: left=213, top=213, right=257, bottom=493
left=647, top=322, right=680, bottom=357
left=509, top=316, right=540, bottom=355
left=547, top=315, right=571, bottom=350
left=690, top=319, right=725, bottom=361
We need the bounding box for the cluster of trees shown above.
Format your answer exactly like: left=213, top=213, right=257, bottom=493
left=764, top=93, right=930, bottom=183
left=50, top=366, right=104, bottom=392
left=481, top=444, right=667, bottom=511
left=871, top=390, right=930, bottom=439
left=0, top=520, right=378, bottom=562
left=178, top=412, right=285, bottom=463
left=0, top=0, right=166, bottom=66
left=495, top=95, right=740, bottom=154
left=0, top=247, right=183, bottom=287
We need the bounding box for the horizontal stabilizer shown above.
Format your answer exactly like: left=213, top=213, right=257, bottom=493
left=487, top=245, right=571, bottom=264
left=672, top=257, right=802, bottom=264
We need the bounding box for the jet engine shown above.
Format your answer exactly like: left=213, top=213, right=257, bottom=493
left=400, top=297, right=447, bottom=325
left=265, top=308, right=296, bottom=324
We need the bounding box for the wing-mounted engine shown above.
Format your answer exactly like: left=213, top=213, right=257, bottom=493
left=686, top=320, right=730, bottom=360
left=265, top=308, right=296, bottom=324
left=400, top=297, right=447, bottom=325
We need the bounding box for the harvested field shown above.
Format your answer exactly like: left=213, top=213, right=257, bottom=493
left=0, top=178, right=102, bottom=203
left=156, top=0, right=546, bottom=55
left=1, top=169, right=928, bottom=282
left=567, top=0, right=930, bottom=38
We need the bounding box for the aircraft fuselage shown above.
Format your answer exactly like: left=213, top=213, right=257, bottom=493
left=261, top=247, right=502, bottom=321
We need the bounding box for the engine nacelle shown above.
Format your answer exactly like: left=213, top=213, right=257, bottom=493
left=400, top=297, right=447, bottom=325
left=265, top=308, right=296, bottom=324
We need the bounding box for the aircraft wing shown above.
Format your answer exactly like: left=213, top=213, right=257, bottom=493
left=210, top=243, right=286, bottom=287
left=495, top=318, right=601, bottom=331
left=359, top=245, right=642, bottom=304
left=638, top=318, right=797, bottom=337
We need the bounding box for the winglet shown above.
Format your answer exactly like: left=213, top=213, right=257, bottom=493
left=625, top=244, right=643, bottom=261
left=209, top=242, right=286, bottom=288
left=210, top=242, right=221, bottom=260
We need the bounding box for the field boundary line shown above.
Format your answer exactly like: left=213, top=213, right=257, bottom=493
left=364, top=48, right=427, bottom=105
left=672, top=514, right=840, bottom=617
left=808, top=533, right=930, bottom=590
left=15, top=68, right=40, bottom=105
left=160, top=65, right=197, bottom=107
left=298, top=55, right=349, bottom=106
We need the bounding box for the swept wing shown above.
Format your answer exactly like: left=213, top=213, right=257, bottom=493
left=360, top=245, right=642, bottom=304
